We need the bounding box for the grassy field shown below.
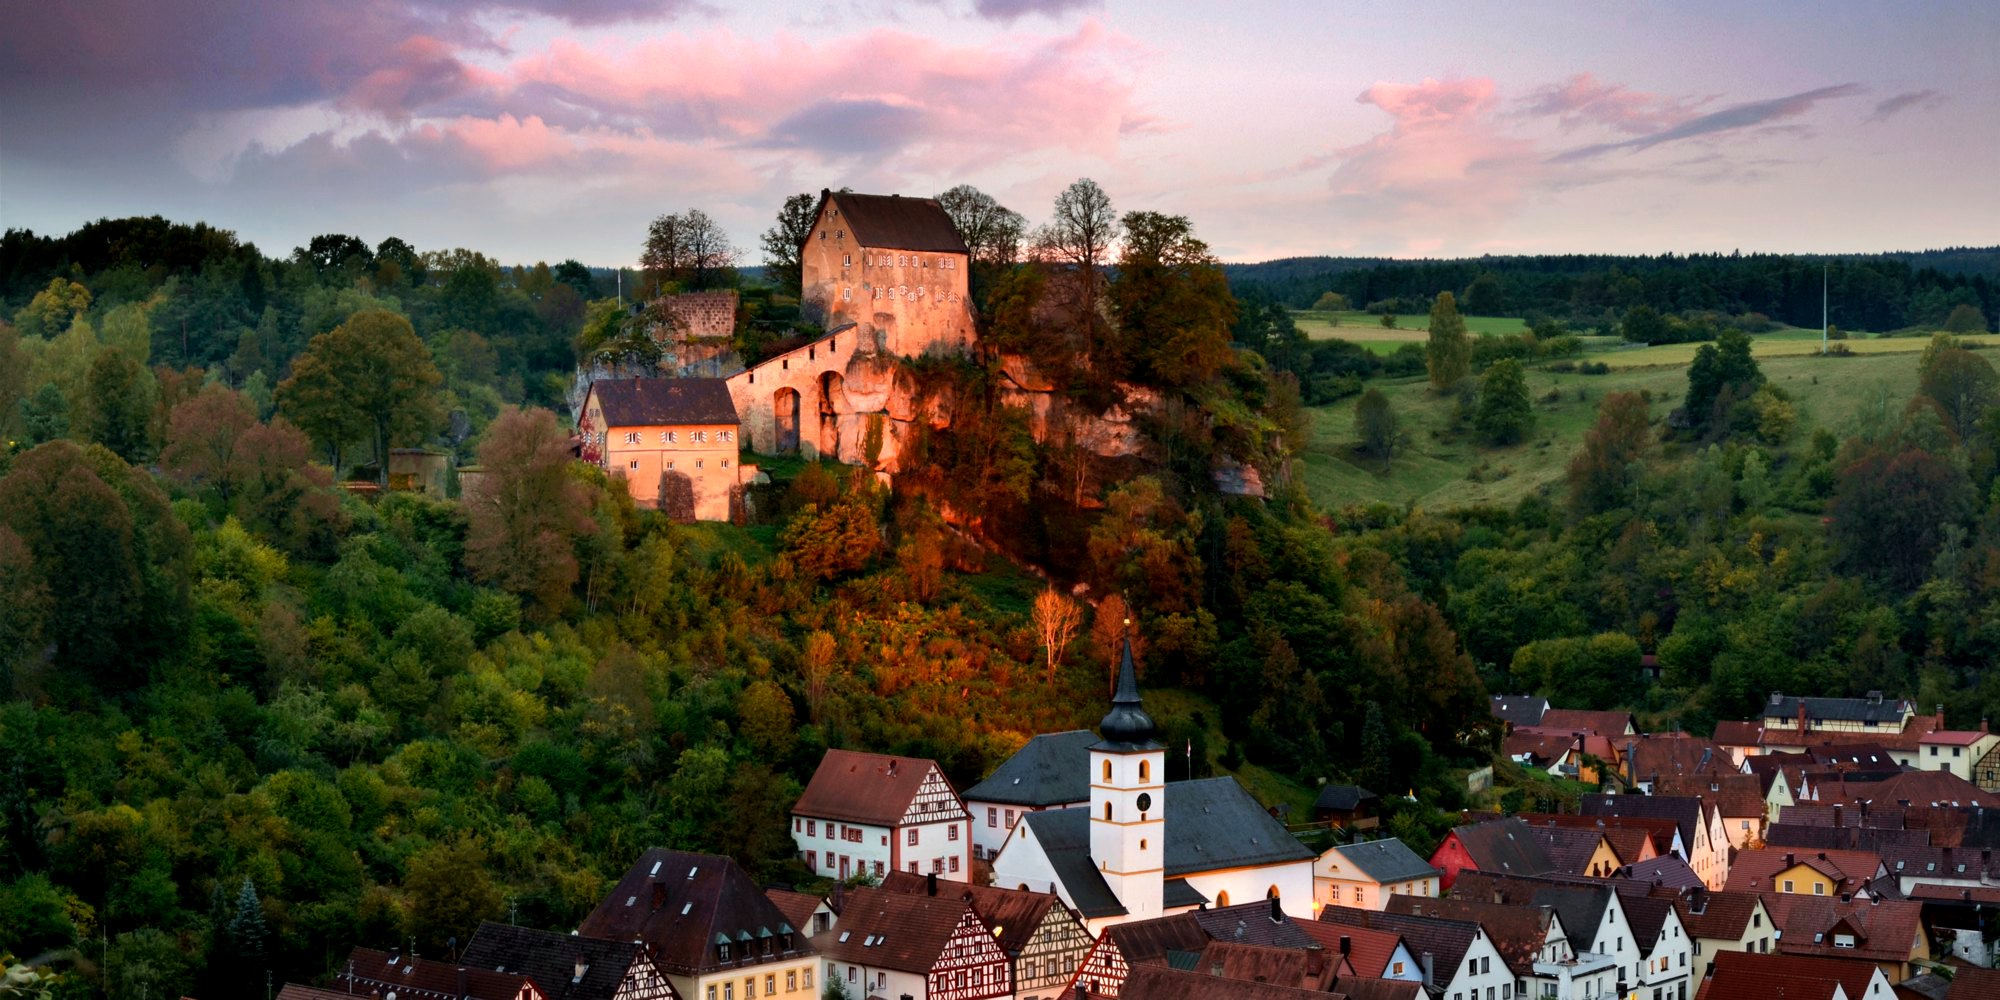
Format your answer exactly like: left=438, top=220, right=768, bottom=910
left=1295, top=310, right=1530, bottom=354
left=1599, top=330, right=2000, bottom=368
left=1298, top=349, right=1927, bottom=511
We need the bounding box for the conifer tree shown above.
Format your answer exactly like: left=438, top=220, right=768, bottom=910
left=227, top=876, right=266, bottom=961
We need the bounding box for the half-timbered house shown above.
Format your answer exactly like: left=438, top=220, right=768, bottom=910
left=818, top=885, right=1011, bottom=1000
left=883, top=871, right=1094, bottom=1000
left=792, top=749, right=972, bottom=883
left=577, top=849, right=817, bottom=1000
left=462, top=921, right=679, bottom=1000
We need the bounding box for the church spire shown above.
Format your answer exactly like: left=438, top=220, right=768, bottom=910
left=1096, top=635, right=1161, bottom=750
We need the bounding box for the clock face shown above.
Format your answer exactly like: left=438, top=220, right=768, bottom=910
left=1136, top=793, right=1153, bottom=812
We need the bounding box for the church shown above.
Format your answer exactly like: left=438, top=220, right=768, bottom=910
left=988, top=642, right=1317, bottom=934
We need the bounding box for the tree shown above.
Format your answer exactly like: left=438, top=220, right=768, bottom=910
left=642, top=209, right=739, bottom=292
left=10, top=278, right=91, bottom=339
left=1031, top=587, right=1084, bottom=684
left=1354, top=388, right=1399, bottom=460
left=0, top=324, right=27, bottom=442
left=1568, top=391, right=1652, bottom=514
left=553, top=259, right=595, bottom=297
left=1943, top=303, right=1989, bottom=334
left=161, top=383, right=258, bottom=498
left=1425, top=292, right=1470, bottom=390
left=1620, top=304, right=1669, bottom=345
left=1462, top=272, right=1506, bottom=316
left=276, top=308, right=441, bottom=480
left=758, top=193, right=817, bottom=296
left=1108, top=212, right=1236, bottom=387
left=1919, top=346, right=1998, bottom=441
left=1475, top=358, right=1534, bottom=445
left=1312, top=291, right=1350, bottom=312
left=464, top=408, right=597, bottom=619
left=1683, top=328, right=1762, bottom=435
left=226, top=877, right=266, bottom=962
left=780, top=494, right=882, bottom=582
left=403, top=836, right=503, bottom=953
left=1357, top=701, right=1391, bottom=792
left=18, top=383, right=68, bottom=446
left=81, top=348, right=155, bottom=463
left=1830, top=446, right=1974, bottom=590
left=1037, top=179, right=1116, bottom=325
left=800, top=630, right=838, bottom=722
left=936, top=184, right=1027, bottom=269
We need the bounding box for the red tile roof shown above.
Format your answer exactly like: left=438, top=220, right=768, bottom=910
left=1696, top=966, right=1841, bottom=1000
left=1675, top=890, right=1767, bottom=940
left=880, top=870, right=1066, bottom=958
left=1705, top=952, right=1882, bottom=1000
left=793, top=749, right=957, bottom=827
left=1919, top=729, right=1990, bottom=746
left=1723, top=847, right=1883, bottom=895
left=1539, top=710, right=1636, bottom=738
left=1713, top=720, right=1765, bottom=746
left=1382, top=895, right=1554, bottom=977
left=1654, top=772, right=1767, bottom=820
left=1762, top=894, right=1924, bottom=965
left=816, top=886, right=988, bottom=975
left=1106, top=964, right=1332, bottom=1000
left=764, top=887, right=823, bottom=938
left=1292, top=921, right=1406, bottom=980
left=333, top=948, right=542, bottom=1000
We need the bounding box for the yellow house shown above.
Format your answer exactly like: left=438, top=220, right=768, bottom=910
left=580, top=377, right=756, bottom=522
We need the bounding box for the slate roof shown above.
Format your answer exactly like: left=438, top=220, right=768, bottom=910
left=333, top=947, right=541, bottom=1000
left=793, top=749, right=955, bottom=827
left=1163, top=878, right=1208, bottom=908
left=880, top=870, right=1064, bottom=957
left=1764, top=692, right=1913, bottom=725
left=588, top=378, right=737, bottom=427
left=1444, top=873, right=1613, bottom=953
left=1445, top=817, right=1554, bottom=878
left=1765, top=823, right=1930, bottom=853
left=1109, top=964, right=1331, bottom=1000
left=1581, top=794, right=1703, bottom=847
left=1520, top=812, right=1678, bottom=861
left=1315, top=784, right=1379, bottom=812
left=1539, top=709, right=1635, bottom=737
left=1382, top=896, right=1554, bottom=977
left=461, top=922, right=656, bottom=1000
left=962, top=730, right=1097, bottom=806
left=1489, top=695, right=1549, bottom=727
left=817, top=191, right=969, bottom=255
left=1616, top=855, right=1704, bottom=891
left=576, top=849, right=810, bottom=977
left=1162, top=778, right=1316, bottom=874
left=1318, top=907, right=1480, bottom=987
left=816, top=886, right=980, bottom=974
left=1327, top=839, right=1440, bottom=885
left=1018, top=808, right=1125, bottom=918
left=1528, top=826, right=1609, bottom=876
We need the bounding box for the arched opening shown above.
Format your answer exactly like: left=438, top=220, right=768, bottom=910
left=1103, top=760, right=1113, bottom=782
left=1139, top=761, right=1150, bottom=782
left=1266, top=885, right=1281, bottom=900
left=773, top=387, right=800, bottom=453
left=816, top=371, right=846, bottom=458
left=1102, top=802, right=1112, bottom=821
left=1216, top=891, right=1230, bottom=907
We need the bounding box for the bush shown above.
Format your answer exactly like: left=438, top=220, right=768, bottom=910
left=1579, top=361, right=1611, bottom=375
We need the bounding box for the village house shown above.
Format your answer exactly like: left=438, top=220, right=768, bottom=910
left=1314, top=838, right=1440, bottom=911
left=1519, top=813, right=1675, bottom=869
left=1489, top=695, right=1551, bottom=730
left=726, top=190, right=973, bottom=460
left=1292, top=923, right=1424, bottom=985
left=462, top=921, right=680, bottom=1000
left=1582, top=795, right=1732, bottom=890
left=764, top=887, right=836, bottom=939
left=576, top=849, right=817, bottom=1000
left=1654, top=772, right=1770, bottom=849
left=1700, top=952, right=1893, bottom=1000
left=577, top=378, right=753, bottom=521
left=1718, top=692, right=1941, bottom=766
left=1428, top=817, right=1554, bottom=891
left=1524, top=825, right=1624, bottom=879
left=1539, top=709, right=1638, bottom=740
left=1450, top=872, right=1686, bottom=1000
left=1313, top=784, right=1381, bottom=830
left=817, top=883, right=1011, bottom=1000
left=332, top=947, right=546, bottom=1000
left=1065, top=899, right=1325, bottom=998
left=1505, top=728, right=1617, bottom=785
left=1919, top=724, right=2000, bottom=786
left=1674, top=889, right=1774, bottom=985
left=1722, top=847, right=1885, bottom=897
left=792, top=749, right=973, bottom=883
left=881, top=871, right=1095, bottom=1000
left=1760, top=894, right=1928, bottom=982
left=961, top=730, right=1098, bottom=863
left=1319, top=907, right=1523, bottom=1000
left=1619, top=732, right=1731, bottom=793
left=990, top=642, right=1316, bottom=932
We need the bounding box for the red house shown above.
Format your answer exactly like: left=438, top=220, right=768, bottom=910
left=1427, top=817, right=1552, bottom=891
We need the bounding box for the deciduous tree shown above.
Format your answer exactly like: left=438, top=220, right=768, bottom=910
left=758, top=193, right=817, bottom=296
left=1830, top=446, right=1974, bottom=590
left=1568, top=391, right=1652, bottom=514
left=1475, top=358, right=1533, bottom=445
left=276, top=308, right=441, bottom=480
left=1037, top=179, right=1116, bottom=325
left=1944, top=303, right=1989, bottom=334
left=642, top=209, right=739, bottom=292
left=82, top=348, right=155, bottom=463
left=1109, top=211, right=1236, bottom=387
left=1031, top=587, right=1083, bottom=684
left=161, top=383, right=257, bottom=499
left=1919, top=346, right=1998, bottom=442
left=1425, top=292, right=1470, bottom=390
left=1354, top=388, right=1399, bottom=460
left=464, top=408, right=597, bottom=619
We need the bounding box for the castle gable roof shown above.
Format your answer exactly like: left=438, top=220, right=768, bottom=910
left=818, top=191, right=969, bottom=255
left=589, top=378, right=737, bottom=427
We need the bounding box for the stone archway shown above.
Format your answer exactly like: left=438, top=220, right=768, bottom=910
left=816, top=371, right=846, bottom=458
left=774, top=387, right=801, bottom=453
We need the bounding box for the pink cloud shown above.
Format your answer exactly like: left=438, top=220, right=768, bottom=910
left=1520, top=73, right=1703, bottom=135
left=343, top=36, right=479, bottom=120
left=1330, top=78, right=1541, bottom=236
left=1358, top=76, right=1498, bottom=129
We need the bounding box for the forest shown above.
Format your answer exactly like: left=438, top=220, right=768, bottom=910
left=3, top=196, right=2000, bottom=997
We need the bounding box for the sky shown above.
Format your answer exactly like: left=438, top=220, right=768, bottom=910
left=1, top=0, right=1995, bottom=266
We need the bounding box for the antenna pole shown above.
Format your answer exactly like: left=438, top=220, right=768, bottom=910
left=1822, top=262, right=1829, bottom=355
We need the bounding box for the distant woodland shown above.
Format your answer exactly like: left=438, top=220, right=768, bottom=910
left=4, top=208, right=2000, bottom=996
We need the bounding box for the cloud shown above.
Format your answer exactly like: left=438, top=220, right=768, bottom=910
left=971, top=0, right=1103, bottom=22
left=1869, top=89, right=1947, bottom=122
left=1519, top=73, right=1705, bottom=135
left=1551, top=83, right=1862, bottom=162
left=759, top=100, right=930, bottom=156
left=1328, top=78, right=1542, bottom=235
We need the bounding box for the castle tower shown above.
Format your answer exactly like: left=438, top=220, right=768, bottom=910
left=1089, top=636, right=1165, bottom=920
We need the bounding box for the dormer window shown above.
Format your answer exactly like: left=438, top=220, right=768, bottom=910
left=719, top=942, right=731, bottom=962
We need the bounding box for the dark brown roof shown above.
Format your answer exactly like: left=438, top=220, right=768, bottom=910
left=1335, top=976, right=1425, bottom=1000
left=1100, top=911, right=1213, bottom=968
left=276, top=988, right=359, bottom=1000
left=763, top=887, right=823, bottom=938
left=1908, top=883, right=2000, bottom=903
left=1723, top=847, right=1882, bottom=894
left=1581, top=794, right=1703, bottom=847
left=793, top=749, right=960, bottom=828
left=576, top=849, right=810, bottom=977
left=1824, top=769, right=1994, bottom=808
left=818, top=191, right=969, bottom=255
left=1528, top=826, right=1608, bottom=875
left=1319, top=907, right=1479, bottom=987
left=1382, top=895, right=1552, bottom=977
left=1676, top=890, right=1767, bottom=939
left=1952, top=966, right=2000, bottom=1000
left=1696, top=966, right=1841, bottom=1000
left=333, top=947, right=542, bottom=1000
left=1521, top=812, right=1678, bottom=860
left=1539, top=709, right=1635, bottom=737
left=816, top=886, right=989, bottom=975
left=880, top=870, right=1065, bottom=957
left=588, top=378, right=737, bottom=427
left=1879, top=843, right=2000, bottom=882
left=460, top=922, right=659, bottom=1000
left=1617, top=855, right=1704, bottom=891
left=1654, top=771, right=1766, bottom=819
left=1182, top=940, right=1331, bottom=991
left=1624, top=733, right=1731, bottom=783
left=1762, top=894, right=1924, bottom=964
left=1446, top=817, right=1554, bottom=878
left=1702, top=952, right=1877, bottom=1000
left=1107, top=963, right=1331, bottom=1000
left=1713, top=720, right=1765, bottom=746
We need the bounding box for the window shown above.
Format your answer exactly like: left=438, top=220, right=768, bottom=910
left=1139, top=760, right=1150, bottom=781
left=708, top=989, right=717, bottom=1000
left=1353, top=887, right=1363, bottom=903
left=1813, top=883, right=1825, bottom=895
left=872, top=861, right=882, bottom=876
left=721, top=430, right=734, bottom=442
left=666, top=461, right=675, bottom=470
left=949, top=825, right=959, bottom=841
left=807, top=820, right=816, bottom=837
left=722, top=459, right=730, bottom=468
left=933, top=858, right=944, bottom=874
left=629, top=460, right=640, bottom=470
left=846, top=967, right=855, bottom=983
left=724, top=984, right=734, bottom=1000
left=746, top=979, right=756, bottom=998
left=1393, top=962, right=1405, bottom=976
left=1006, top=810, right=1017, bottom=828
left=842, top=254, right=852, bottom=267
left=787, top=973, right=796, bottom=992
left=1103, top=760, right=1113, bottom=781
left=1103, top=802, right=1112, bottom=821
left=908, top=828, right=919, bottom=846
left=803, top=969, right=812, bottom=988
left=720, top=943, right=731, bottom=962
left=1782, top=880, right=1794, bottom=893
left=908, top=862, right=918, bottom=873
left=806, top=851, right=816, bottom=869
left=694, top=430, right=708, bottom=443
left=950, top=855, right=960, bottom=872
left=696, top=459, right=703, bottom=468
left=988, top=807, right=998, bottom=828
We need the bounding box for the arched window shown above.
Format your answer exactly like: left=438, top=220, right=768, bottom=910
left=1102, top=802, right=1112, bottom=821
left=1139, top=761, right=1150, bottom=782
left=1267, top=885, right=1281, bottom=900
left=1103, top=760, right=1113, bottom=782
left=1216, top=891, right=1230, bottom=907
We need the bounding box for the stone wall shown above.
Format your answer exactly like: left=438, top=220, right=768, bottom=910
left=801, top=201, right=972, bottom=360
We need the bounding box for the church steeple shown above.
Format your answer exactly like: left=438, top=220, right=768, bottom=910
left=1095, top=637, right=1162, bottom=751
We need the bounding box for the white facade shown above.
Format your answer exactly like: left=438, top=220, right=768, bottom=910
left=1089, top=745, right=1164, bottom=923
left=1921, top=733, right=2000, bottom=782
left=792, top=765, right=973, bottom=884
left=1314, top=848, right=1438, bottom=912
left=827, top=960, right=925, bottom=1000
left=1433, top=934, right=1515, bottom=1000
left=1634, top=907, right=1692, bottom=1000
left=968, top=800, right=1076, bottom=863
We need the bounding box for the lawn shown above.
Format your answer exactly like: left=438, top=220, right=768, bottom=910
left=1298, top=349, right=1928, bottom=511
left=1598, top=330, right=2000, bottom=368
left=1294, top=310, right=1531, bottom=353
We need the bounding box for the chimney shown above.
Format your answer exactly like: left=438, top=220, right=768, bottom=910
left=1307, top=947, right=1326, bottom=978
left=1784, top=852, right=1795, bottom=867
left=927, top=871, right=938, bottom=897
left=1421, top=952, right=1435, bottom=988
left=1269, top=895, right=1284, bottom=923
left=1983, top=719, right=1990, bottom=734
left=1833, top=804, right=1844, bottom=828
left=652, top=880, right=667, bottom=910
left=1339, top=936, right=1352, bottom=956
